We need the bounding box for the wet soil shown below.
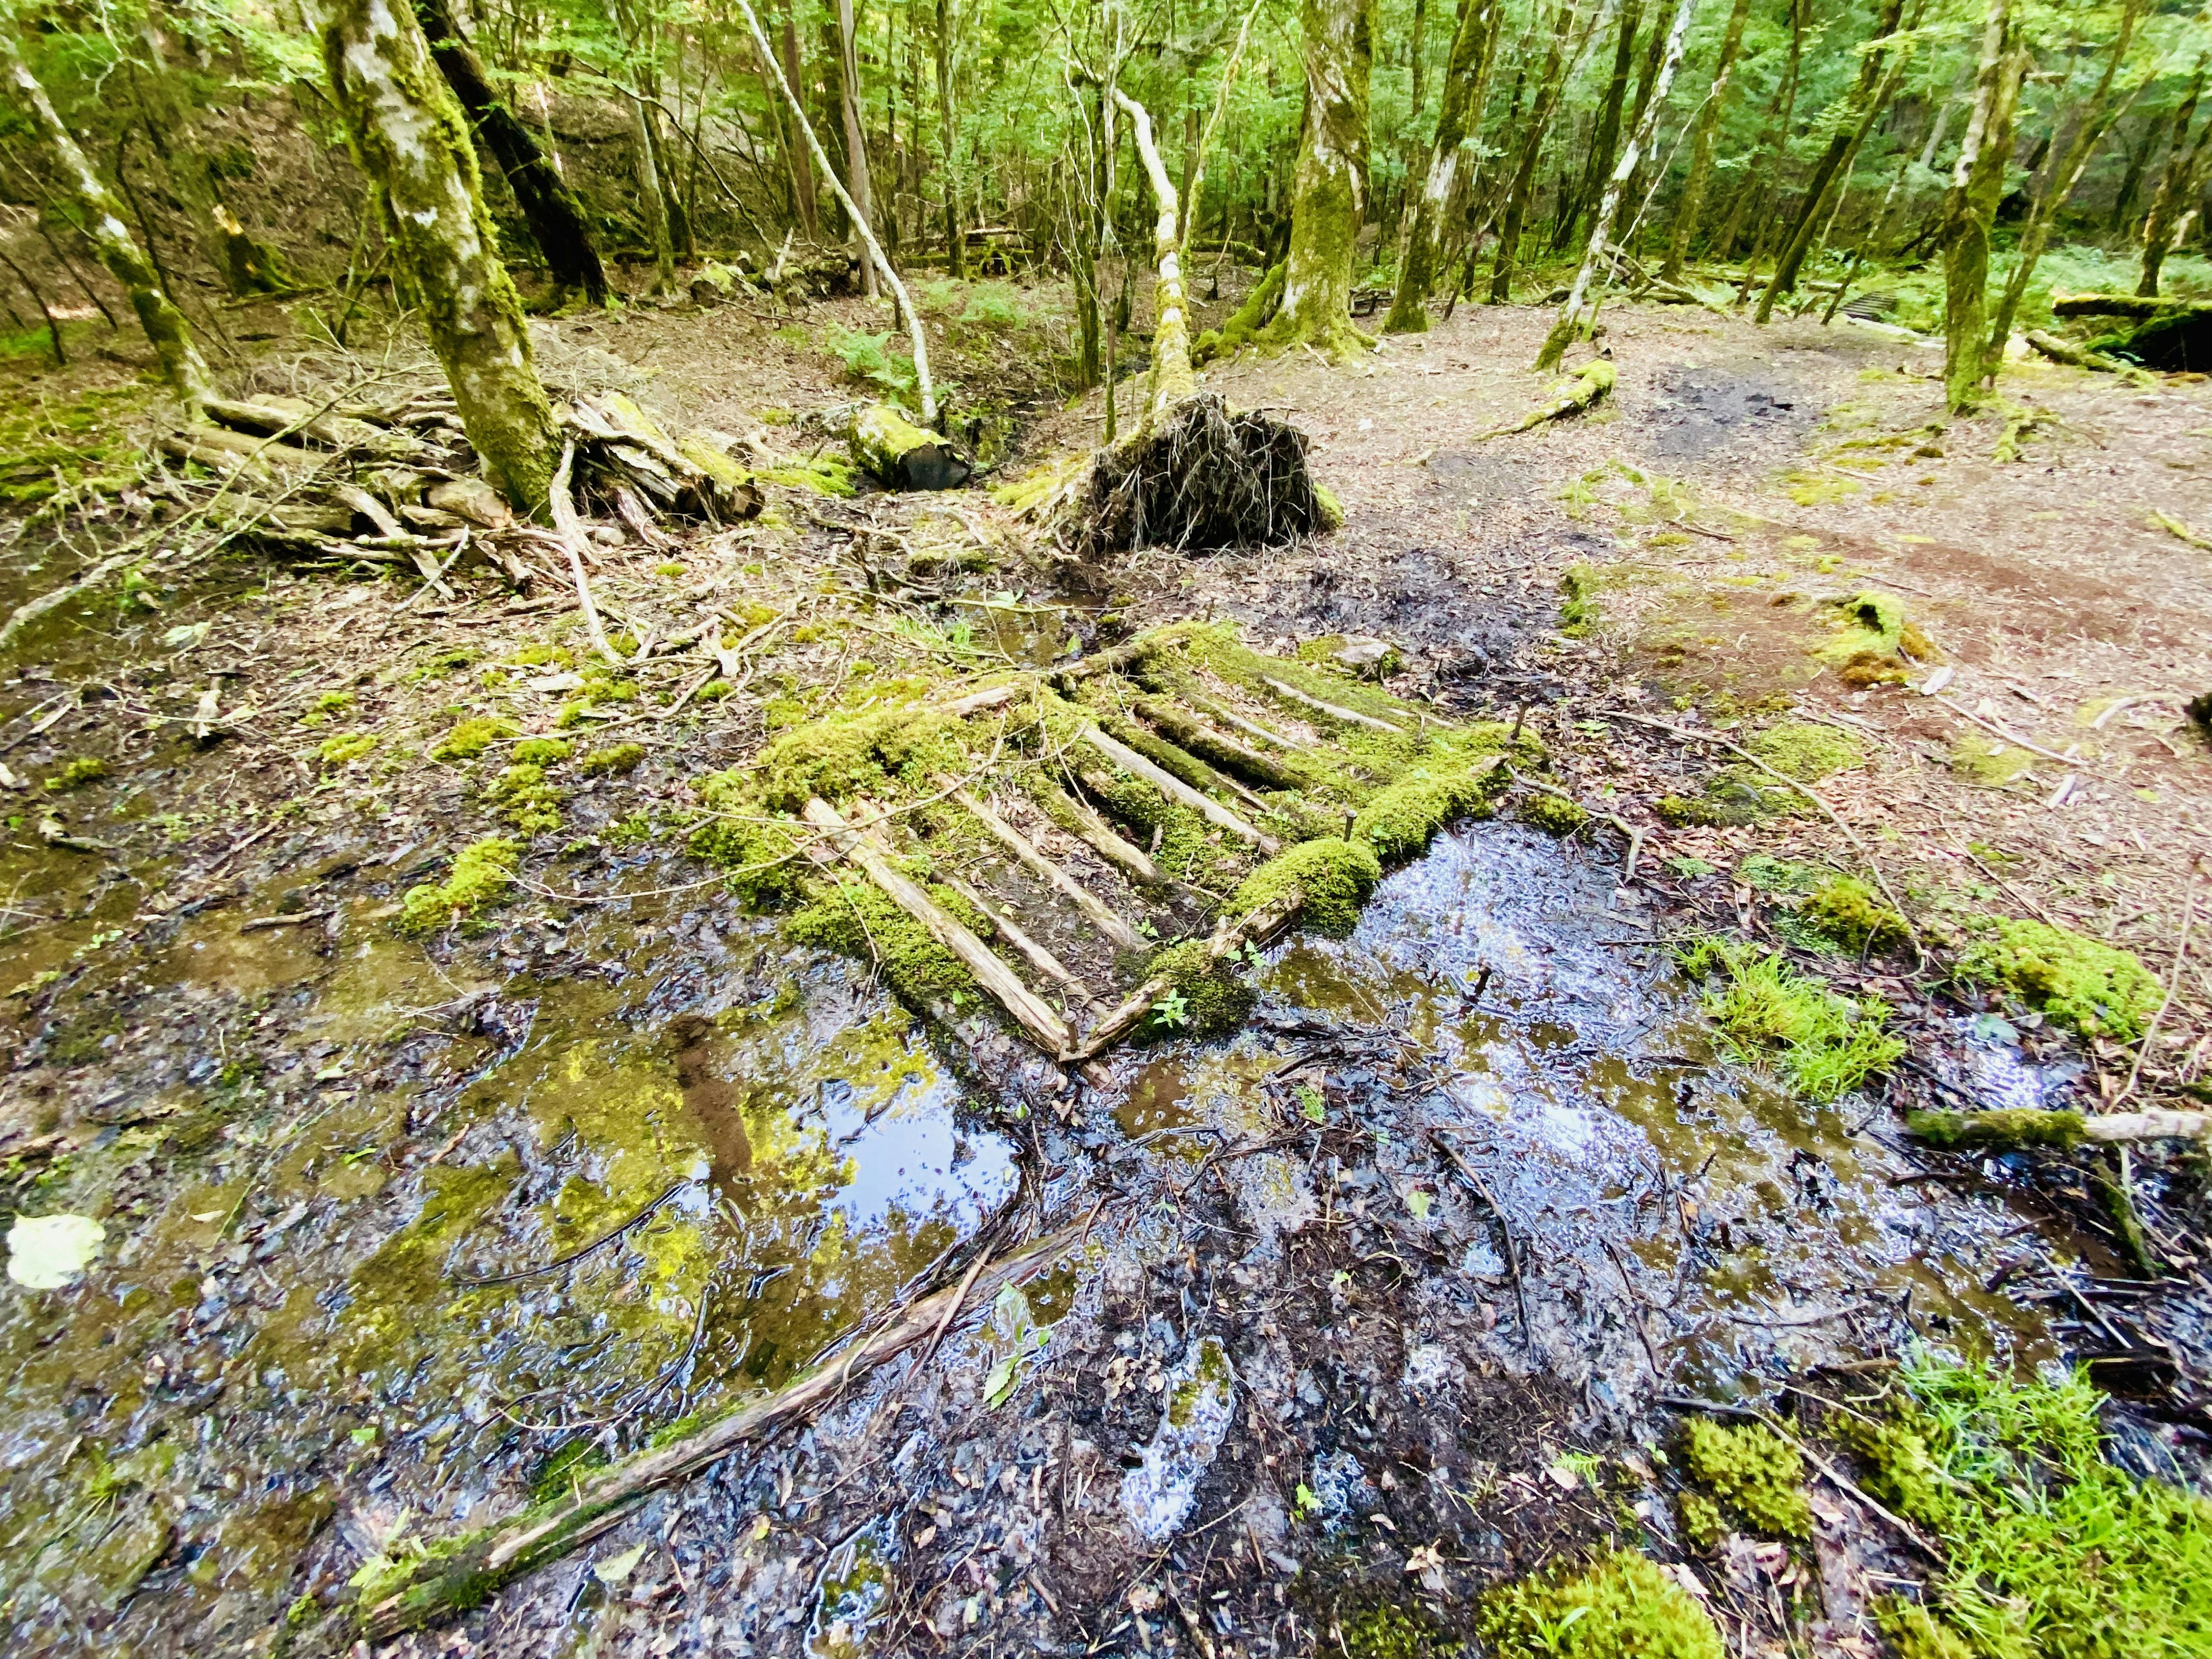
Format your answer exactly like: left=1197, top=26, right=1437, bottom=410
left=3, top=283, right=2211, bottom=1657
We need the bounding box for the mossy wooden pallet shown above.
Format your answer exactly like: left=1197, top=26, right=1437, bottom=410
left=689, top=622, right=1532, bottom=1073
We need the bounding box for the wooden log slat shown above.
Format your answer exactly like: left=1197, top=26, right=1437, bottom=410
left=1043, top=779, right=1163, bottom=885
left=939, top=778, right=1146, bottom=953
left=1257, top=675, right=1404, bottom=736
left=1064, top=889, right=1302, bottom=1061
left=941, top=873, right=1100, bottom=1012
left=1080, top=725, right=1278, bottom=853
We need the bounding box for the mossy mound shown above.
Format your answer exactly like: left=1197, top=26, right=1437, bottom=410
left=1745, top=719, right=1861, bottom=781
left=1802, top=876, right=1908, bottom=952
left=579, top=742, right=646, bottom=777
left=1145, top=941, right=1255, bottom=1037
left=1955, top=918, right=2162, bottom=1040
left=430, top=717, right=516, bottom=762
left=1681, top=1418, right=1812, bottom=1540
left=785, top=878, right=988, bottom=1012
left=1479, top=1550, right=1724, bottom=1659
left=485, top=764, right=562, bottom=836
left=746, top=706, right=968, bottom=812
left=1232, top=838, right=1381, bottom=939
left=1354, top=767, right=1499, bottom=862
left=1854, top=1356, right=2212, bottom=1658
left=1521, top=793, right=1589, bottom=835
left=1678, top=937, right=1904, bottom=1100
left=44, top=756, right=108, bottom=790
left=399, top=838, right=521, bottom=936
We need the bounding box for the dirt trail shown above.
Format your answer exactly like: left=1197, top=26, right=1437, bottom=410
left=2, top=287, right=2210, bottom=1657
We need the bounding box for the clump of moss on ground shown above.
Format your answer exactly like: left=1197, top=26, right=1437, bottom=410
left=1479, top=1550, right=1723, bottom=1659
left=1949, top=733, right=2035, bottom=787
left=749, top=706, right=967, bottom=811
left=1560, top=563, right=1602, bottom=635
left=1802, top=876, right=1908, bottom=952
left=785, top=877, right=986, bottom=1010
left=1520, top=793, right=1588, bottom=835
left=318, top=731, right=379, bottom=767
left=1681, top=1418, right=1812, bottom=1539
left=484, top=764, right=562, bottom=836
left=1818, top=590, right=1940, bottom=688
left=1354, top=765, right=1500, bottom=862
left=430, top=717, right=516, bottom=762
left=1954, top=917, right=2162, bottom=1040
left=1145, top=941, right=1255, bottom=1036
left=579, top=742, right=646, bottom=777
left=1747, top=719, right=1862, bottom=781
left=1854, top=1356, right=2212, bottom=1659
left=1678, top=937, right=1904, bottom=1100
left=1231, top=838, right=1381, bottom=938
left=43, top=756, right=108, bottom=790
left=1658, top=718, right=1859, bottom=827
left=512, top=736, right=571, bottom=764
left=1337, top=1599, right=1450, bottom=1659
left=399, top=838, right=521, bottom=935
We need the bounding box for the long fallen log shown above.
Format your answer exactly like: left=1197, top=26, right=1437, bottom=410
left=1135, top=696, right=1299, bottom=790
left=2051, top=291, right=2211, bottom=320
left=1257, top=675, right=1404, bottom=736
left=802, top=796, right=1076, bottom=1056
left=1080, top=725, right=1278, bottom=853
left=2023, top=329, right=2149, bottom=382
left=940, top=779, right=1146, bottom=953
left=1906, top=1107, right=2209, bottom=1150
left=349, top=1225, right=1081, bottom=1641
left=1042, top=778, right=1164, bottom=886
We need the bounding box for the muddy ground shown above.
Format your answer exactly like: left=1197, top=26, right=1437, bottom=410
left=2, top=271, right=2210, bottom=1658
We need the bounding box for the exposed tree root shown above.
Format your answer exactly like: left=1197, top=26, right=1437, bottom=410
left=1476, top=359, right=1616, bottom=440
left=1068, top=392, right=1335, bottom=559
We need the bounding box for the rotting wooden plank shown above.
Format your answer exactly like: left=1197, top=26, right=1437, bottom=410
left=941, top=873, right=1100, bottom=1012
left=934, top=681, right=1026, bottom=718
left=802, top=797, right=1074, bottom=1056
left=1257, top=675, right=1405, bottom=735
left=940, top=778, right=1147, bottom=953
left=1186, top=692, right=1315, bottom=752
left=1039, top=779, right=1163, bottom=885
left=355, top=1226, right=1082, bottom=1640
left=1110, top=714, right=1275, bottom=815
left=1080, top=725, right=1279, bottom=853
left=1135, top=696, right=1299, bottom=789
left=1065, top=888, right=1302, bottom=1061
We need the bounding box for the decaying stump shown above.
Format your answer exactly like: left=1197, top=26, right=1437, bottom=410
left=849, top=403, right=972, bottom=490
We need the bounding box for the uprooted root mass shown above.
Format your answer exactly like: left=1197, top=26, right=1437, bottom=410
left=1073, top=393, right=1331, bottom=558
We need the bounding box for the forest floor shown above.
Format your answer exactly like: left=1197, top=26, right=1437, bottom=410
left=1, top=266, right=2209, bottom=1659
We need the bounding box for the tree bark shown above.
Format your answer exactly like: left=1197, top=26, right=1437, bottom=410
left=1256, top=0, right=1376, bottom=356
left=836, top=0, right=879, bottom=297
left=308, top=0, right=560, bottom=508
left=0, top=27, right=211, bottom=407
left=1660, top=0, right=1752, bottom=281
left=778, top=9, right=822, bottom=241
left=1536, top=0, right=1694, bottom=370
left=1110, top=88, right=1197, bottom=427
left=934, top=0, right=961, bottom=275
left=1559, top=0, right=1642, bottom=252
left=1382, top=0, right=1497, bottom=333
left=415, top=0, right=607, bottom=305
left=1984, top=0, right=2142, bottom=372
left=1487, top=0, right=1577, bottom=302
left=2141, top=55, right=2211, bottom=297
left=629, top=96, right=677, bottom=293
left=1757, top=0, right=1907, bottom=309
left=1939, top=0, right=2023, bottom=414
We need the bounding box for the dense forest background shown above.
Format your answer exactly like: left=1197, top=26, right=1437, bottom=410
left=1, top=0, right=2209, bottom=463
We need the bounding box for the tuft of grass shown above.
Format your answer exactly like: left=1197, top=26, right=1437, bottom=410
left=1480, top=1549, right=1724, bottom=1659
left=1953, top=916, right=2163, bottom=1040
left=1857, top=1355, right=2212, bottom=1659
left=1678, top=936, right=1904, bottom=1100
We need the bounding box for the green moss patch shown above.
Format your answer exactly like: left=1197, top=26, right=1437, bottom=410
left=1145, top=941, right=1255, bottom=1037
left=1353, top=766, right=1499, bottom=862
left=1903, top=1107, right=2087, bottom=1152
left=1679, top=937, right=1904, bottom=1100
left=785, top=878, right=985, bottom=1011
left=1521, top=793, right=1589, bottom=835
left=399, top=838, right=522, bottom=935
left=1949, top=733, right=2035, bottom=787
left=1954, top=918, right=2162, bottom=1040
left=1681, top=1418, right=1812, bottom=1540
left=43, top=756, right=108, bottom=790
left=485, top=764, right=562, bottom=837
left=430, top=717, right=516, bottom=762
left=1745, top=719, right=1861, bottom=781
left=1802, top=876, right=1908, bottom=952
left=1480, top=1549, right=1724, bottom=1659
left=578, top=743, right=646, bottom=777
left=1231, top=838, right=1381, bottom=939
left=1857, top=1356, right=2212, bottom=1659
left=512, top=736, right=572, bottom=765
left=318, top=732, right=379, bottom=767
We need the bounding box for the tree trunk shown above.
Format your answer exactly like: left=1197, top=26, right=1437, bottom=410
left=1559, top=0, right=1642, bottom=253
left=935, top=0, right=962, bottom=276
left=1660, top=0, right=1751, bottom=280
left=0, top=28, right=211, bottom=406
left=1255, top=0, right=1375, bottom=356
left=415, top=0, right=607, bottom=306
left=1487, top=0, right=1577, bottom=302
left=1383, top=0, right=1497, bottom=333
left=1758, top=0, right=1907, bottom=309
left=630, top=97, right=676, bottom=293
left=836, top=0, right=879, bottom=297
left=1710, top=1, right=1802, bottom=261
left=1984, top=0, right=2142, bottom=373
left=1111, top=89, right=1196, bottom=427
left=1535, top=0, right=1694, bottom=370
left=2140, top=55, right=2211, bottom=297
left=1940, top=0, right=2024, bottom=414
left=778, top=9, right=822, bottom=241
left=134, top=22, right=290, bottom=298
left=308, top=0, right=560, bottom=508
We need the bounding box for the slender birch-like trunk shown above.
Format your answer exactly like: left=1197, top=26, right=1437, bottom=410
left=1659, top=0, right=1751, bottom=281
left=1382, top=0, right=1498, bottom=333
left=630, top=96, right=676, bottom=293
left=934, top=0, right=962, bottom=276
left=1487, top=0, right=1578, bottom=302
left=1108, top=89, right=1194, bottom=429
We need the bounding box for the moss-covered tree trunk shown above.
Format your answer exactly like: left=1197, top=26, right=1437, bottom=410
left=1983, top=0, right=2142, bottom=374
left=1382, top=0, right=1497, bottom=334
left=1659, top=0, right=1752, bottom=282
left=1556, top=0, right=1641, bottom=253
left=1255, top=0, right=1375, bottom=357
left=1486, top=0, right=1575, bottom=302
left=1939, top=0, right=2023, bottom=414
left=0, top=28, right=211, bottom=406
left=309, top=0, right=560, bottom=509
left=416, top=0, right=608, bottom=306
left=2139, top=56, right=2210, bottom=298
left=629, top=97, right=677, bottom=293
left=1535, top=0, right=1693, bottom=372
left=836, top=0, right=878, bottom=297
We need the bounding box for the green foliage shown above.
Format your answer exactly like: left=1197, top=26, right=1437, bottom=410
left=430, top=717, right=515, bottom=762
left=1231, top=838, right=1381, bottom=939
left=1480, top=1550, right=1724, bottom=1659
left=317, top=731, right=378, bottom=767
left=578, top=742, right=646, bottom=777
left=1855, top=1356, right=2212, bottom=1659
left=755, top=454, right=858, bottom=497
left=399, top=838, right=521, bottom=936
left=1521, top=793, right=1588, bottom=835
left=824, top=325, right=920, bottom=402
left=43, top=756, right=108, bottom=790
left=1681, top=1418, right=1812, bottom=1540
left=1954, top=918, right=2163, bottom=1040
left=1339, top=1600, right=1450, bottom=1659
left=1677, top=937, right=1904, bottom=1100
left=1146, top=941, right=1254, bottom=1036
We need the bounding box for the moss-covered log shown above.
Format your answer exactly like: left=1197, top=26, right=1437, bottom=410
left=849, top=403, right=970, bottom=490
left=1193, top=261, right=1283, bottom=365
left=0, top=29, right=213, bottom=407
left=2086, top=306, right=2212, bottom=373
left=309, top=0, right=561, bottom=509
left=1906, top=1107, right=2210, bottom=1151
left=1255, top=0, right=1375, bottom=358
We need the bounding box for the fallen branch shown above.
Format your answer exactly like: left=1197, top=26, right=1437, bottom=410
left=351, top=1225, right=1081, bottom=1639
left=2152, top=511, right=2212, bottom=552
left=1906, top=1107, right=2211, bottom=1150
left=1475, top=359, right=1616, bottom=440
left=941, top=872, right=1100, bottom=1012
left=1508, top=768, right=1645, bottom=881
left=2023, top=329, right=2150, bottom=382
left=1041, top=779, right=1164, bottom=886
left=1257, top=675, right=1404, bottom=736
left=1429, top=1128, right=1532, bottom=1347
left=548, top=439, right=621, bottom=667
